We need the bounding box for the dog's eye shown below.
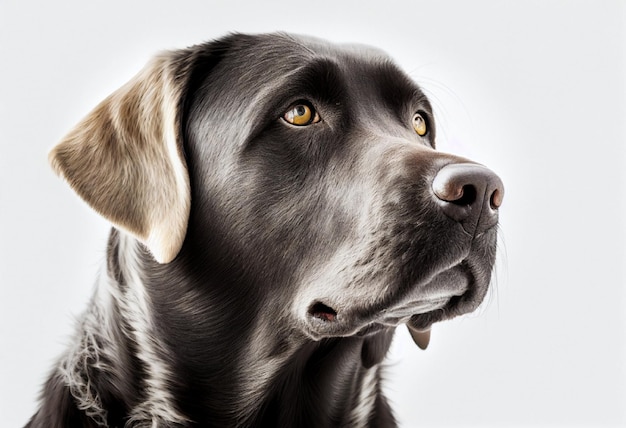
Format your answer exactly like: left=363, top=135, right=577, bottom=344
left=283, top=102, right=321, bottom=126
left=412, top=112, right=428, bottom=136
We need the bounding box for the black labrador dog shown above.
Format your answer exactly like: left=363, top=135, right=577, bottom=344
left=27, top=33, right=503, bottom=427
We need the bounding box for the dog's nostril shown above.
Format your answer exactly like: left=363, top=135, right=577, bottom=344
left=490, top=188, right=503, bottom=209
left=308, top=302, right=338, bottom=322
left=452, top=184, right=477, bottom=207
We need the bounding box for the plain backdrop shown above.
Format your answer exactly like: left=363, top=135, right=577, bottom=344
left=1, top=1, right=625, bottom=426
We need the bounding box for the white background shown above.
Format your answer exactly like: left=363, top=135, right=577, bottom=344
left=1, top=1, right=624, bottom=426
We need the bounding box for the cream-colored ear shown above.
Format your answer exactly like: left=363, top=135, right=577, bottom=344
left=50, top=52, right=191, bottom=263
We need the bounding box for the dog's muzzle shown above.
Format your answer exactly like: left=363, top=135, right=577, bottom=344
left=302, top=160, right=504, bottom=348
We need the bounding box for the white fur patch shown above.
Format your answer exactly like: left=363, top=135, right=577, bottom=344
left=349, top=367, right=379, bottom=427
left=59, top=292, right=112, bottom=427
left=117, top=234, right=189, bottom=427
left=58, top=236, right=188, bottom=427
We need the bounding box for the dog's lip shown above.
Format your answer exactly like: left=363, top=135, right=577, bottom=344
left=354, top=296, right=450, bottom=340
left=302, top=263, right=474, bottom=341
left=303, top=294, right=460, bottom=340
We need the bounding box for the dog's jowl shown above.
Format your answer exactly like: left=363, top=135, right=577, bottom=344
left=27, top=33, right=504, bottom=428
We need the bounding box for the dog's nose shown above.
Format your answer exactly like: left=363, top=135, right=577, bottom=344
left=432, top=163, right=504, bottom=235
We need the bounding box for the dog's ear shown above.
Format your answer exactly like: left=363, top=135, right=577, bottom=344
left=50, top=52, right=195, bottom=263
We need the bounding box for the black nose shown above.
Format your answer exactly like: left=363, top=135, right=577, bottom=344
left=432, top=163, right=504, bottom=235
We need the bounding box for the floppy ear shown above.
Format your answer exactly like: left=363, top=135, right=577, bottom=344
left=50, top=52, right=193, bottom=263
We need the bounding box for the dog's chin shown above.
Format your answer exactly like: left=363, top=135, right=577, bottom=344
left=301, top=262, right=484, bottom=343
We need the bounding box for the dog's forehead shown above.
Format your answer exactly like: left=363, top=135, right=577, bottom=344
left=217, top=33, right=404, bottom=83
left=195, top=32, right=423, bottom=112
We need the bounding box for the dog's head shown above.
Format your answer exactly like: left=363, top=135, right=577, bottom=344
left=51, top=33, right=503, bottom=349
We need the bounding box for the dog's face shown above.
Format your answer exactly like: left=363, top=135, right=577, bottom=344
left=180, top=34, right=501, bottom=343
left=51, top=33, right=502, bottom=350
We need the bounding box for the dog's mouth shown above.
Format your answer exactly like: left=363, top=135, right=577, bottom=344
left=303, top=263, right=479, bottom=347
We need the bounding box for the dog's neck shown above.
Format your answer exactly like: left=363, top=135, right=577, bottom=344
left=60, top=230, right=396, bottom=427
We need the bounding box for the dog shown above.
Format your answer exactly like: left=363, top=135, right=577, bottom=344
left=26, top=32, right=504, bottom=428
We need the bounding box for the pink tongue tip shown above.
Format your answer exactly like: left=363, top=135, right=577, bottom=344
left=407, top=325, right=431, bottom=350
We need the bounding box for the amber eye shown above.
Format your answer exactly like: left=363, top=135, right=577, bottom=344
left=283, top=102, right=321, bottom=126
left=413, top=112, right=428, bottom=136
